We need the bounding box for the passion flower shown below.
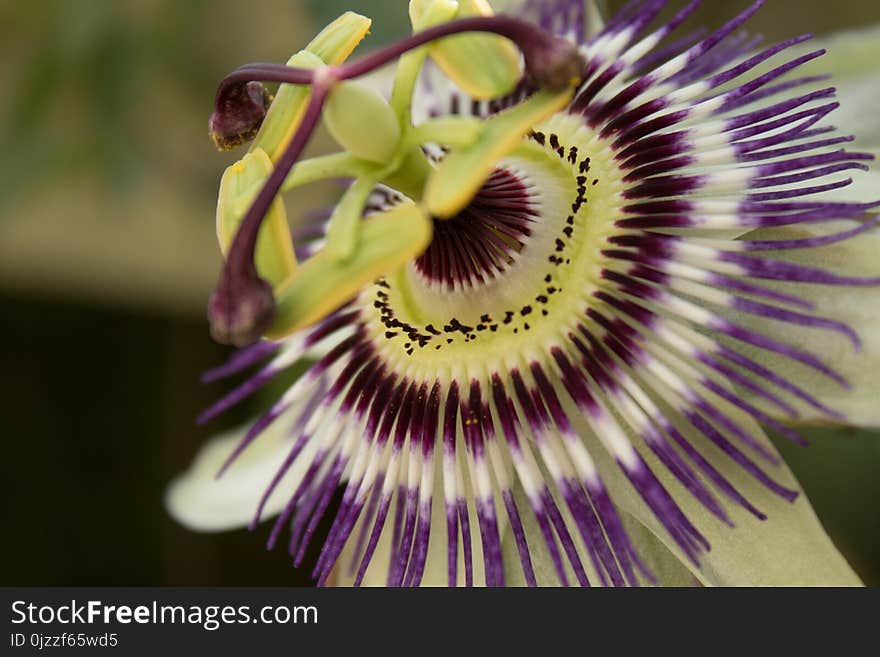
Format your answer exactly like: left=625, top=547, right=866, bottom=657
left=168, top=0, right=879, bottom=587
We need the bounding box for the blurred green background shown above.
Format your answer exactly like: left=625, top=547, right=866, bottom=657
left=1, top=0, right=878, bottom=586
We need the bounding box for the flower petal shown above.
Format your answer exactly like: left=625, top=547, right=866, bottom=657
left=804, top=25, right=880, bottom=142
left=335, top=465, right=494, bottom=587
left=618, top=512, right=701, bottom=586
left=501, top=483, right=698, bottom=587
left=608, top=413, right=862, bottom=586
left=780, top=25, right=880, bottom=202
left=166, top=411, right=319, bottom=532
left=732, top=221, right=880, bottom=426
left=820, top=69, right=880, bottom=203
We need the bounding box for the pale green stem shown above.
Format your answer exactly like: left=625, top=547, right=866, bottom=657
left=407, top=116, right=485, bottom=148
left=324, top=148, right=433, bottom=261
left=324, top=175, right=381, bottom=262
left=379, top=147, right=434, bottom=200
left=391, top=48, right=433, bottom=126
left=281, top=151, right=366, bottom=192
left=231, top=152, right=367, bottom=217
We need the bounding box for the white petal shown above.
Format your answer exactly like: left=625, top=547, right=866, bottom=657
left=502, top=411, right=859, bottom=586
left=336, top=480, right=461, bottom=587
left=355, top=64, right=396, bottom=101
left=786, top=25, right=880, bottom=202
left=812, top=72, right=880, bottom=202
left=585, top=1, right=607, bottom=38
left=803, top=25, right=880, bottom=150
left=732, top=221, right=880, bottom=426
left=501, top=483, right=697, bottom=587
left=166, top=411, right=318, bottom=532
left=607, top=412, right=862, bottom=586
left=335, top=445, right=500, bottom=587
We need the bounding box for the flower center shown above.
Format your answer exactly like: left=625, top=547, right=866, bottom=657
left=359, top=112, right=626, bottom=372
left=414, top=167, right=537, bottom=289
left=204, top=11, right=587, bottom=347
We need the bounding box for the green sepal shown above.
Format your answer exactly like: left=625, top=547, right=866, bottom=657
left=380, top=148, right=434, bottom=201
left=306, top=11, right=373, bottom=64
left=390, top=1, right=459, bottom=122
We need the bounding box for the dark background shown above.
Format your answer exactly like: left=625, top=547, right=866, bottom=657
left=1, top=0, right=878, bottom=586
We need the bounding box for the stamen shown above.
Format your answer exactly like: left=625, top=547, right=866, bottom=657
left=207, top=15, right=586, bottom=347
left=209, top=80, right=271, bottom=151
left=211, top=15, right=585, bottom=151
left=338, top=17, right=586, bottom=91
left=208, top=86, right=330, bottom=347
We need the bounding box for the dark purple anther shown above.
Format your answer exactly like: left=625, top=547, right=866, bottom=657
left=209, top=81, right=271, bottom=151
left=521, top=31, right=585, bottom=91
left=207, top=267, right=276, bottom=347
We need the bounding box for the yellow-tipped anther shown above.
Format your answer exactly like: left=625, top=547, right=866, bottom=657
left=307, top=11, right=373, bottom=64
left=216, top=148, right=297, bottom=288
left=410, top=0, right=522, bottom=100
left=268, top=202, right=433, bottom=338
left=323, top=81, right=401, bottom=163
left=425, top=88, right=574, bottom=218
left=251, top=12, right=372, bottom=161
